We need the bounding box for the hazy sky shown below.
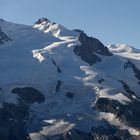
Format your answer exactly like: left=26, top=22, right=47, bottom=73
left=0, top=0, right=140, bottom=48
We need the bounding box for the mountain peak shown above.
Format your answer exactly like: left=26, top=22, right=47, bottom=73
left=0, top=18, right=140, bottom=140
left=108, top=44, right=140, bottom=54
left=33, top=18, right=79, bottom=39
left=34, top=17, right=50, bottom=25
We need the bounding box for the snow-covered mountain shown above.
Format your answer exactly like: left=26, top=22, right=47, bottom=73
left=0, top=18, right=140, bottom=140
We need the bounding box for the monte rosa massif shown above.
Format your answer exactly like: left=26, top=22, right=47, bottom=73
left=0, top=18, right=140, bottom=140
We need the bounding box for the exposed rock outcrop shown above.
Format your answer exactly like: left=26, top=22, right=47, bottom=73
left=94, top=97, right=140, bottom=128
left=74, top=30, right=112, bottom=65
left=65, top=92, right=74, bottom=99
left=0, top=87, right=45, bottom=140
left=55, top=80, right=62, bottom=92
left=124, top=60, right=140, bottom=84
left=11, top=87, right=45, bottom=104
left=119, top=80, right=139, bottom=100
left=52, top=59, right=62, bottom=73
left=0, top=26, right=11, bottom=45
left=34, top=18, right=50, bottom=24
left=91, top=122, right=131, bottom=140
left=0, top=103, right=29, bottom=140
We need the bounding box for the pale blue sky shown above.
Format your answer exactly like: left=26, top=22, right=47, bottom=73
left=0, top=0, right=140, bottom=48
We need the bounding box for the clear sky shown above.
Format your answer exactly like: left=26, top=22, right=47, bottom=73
left=0, top=0, right=140, bottom=48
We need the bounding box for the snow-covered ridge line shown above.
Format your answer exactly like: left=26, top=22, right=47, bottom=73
left=0, top=17, right=140, bottom=140
left=33, top=18, right=79, bottom=41
left=108, top=44, right=140, bottom=54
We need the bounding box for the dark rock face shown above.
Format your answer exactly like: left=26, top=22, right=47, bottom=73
left=62, top=129, right=93, bottom=140
left=98, top=79, right=104, bottom=84
left=56, top=80, right=62, bottom=92
left=11, top=87, right=45, bottom=104
left=124, top=60, right=140, bottom=83
left=0, top=26, right=11, bottom=45
left=94, top=97, right=140, bottom=128
left=34, top=18, right=50, bottom=24
left=0, top=103, right=29, bottom=140
left=65, top=92, right=74, bottom=99
left=52, top=59, right=62, bottom=73
left=91, top=123, right=131, bottom=140
left=119, top=80, right=139, bottom=100
left=74, top=30, right=112, bottom=65
left=0, top=87, right=45, bottom=140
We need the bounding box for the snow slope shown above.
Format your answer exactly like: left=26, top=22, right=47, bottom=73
left=0, top=18, right=140, bottom=139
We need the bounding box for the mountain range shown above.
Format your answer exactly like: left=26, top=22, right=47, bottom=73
left=0, top=18, right=140, bottom=140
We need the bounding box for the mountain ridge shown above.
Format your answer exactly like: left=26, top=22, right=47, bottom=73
left=0, top=18, right=140, bottom=140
